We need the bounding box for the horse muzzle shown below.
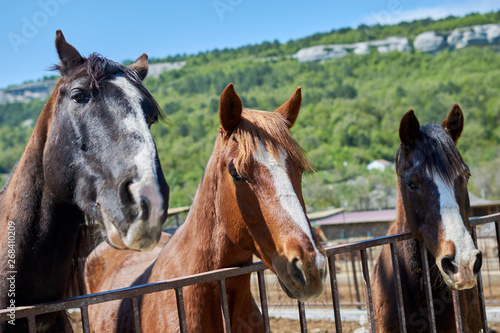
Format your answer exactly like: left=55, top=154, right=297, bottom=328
left=273, top=251, right=327, bottom=302
left=437, top=250, right=482, bottom=290
left=98, top=176, right=168, bottom=251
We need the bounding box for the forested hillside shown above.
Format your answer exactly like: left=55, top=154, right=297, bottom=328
left=1, top=12, right=499, bottom=211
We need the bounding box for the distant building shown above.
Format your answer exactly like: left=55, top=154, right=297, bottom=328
left=367, top=159, right=392, bottom=172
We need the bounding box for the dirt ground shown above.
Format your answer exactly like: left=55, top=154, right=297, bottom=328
left=69, top=312, right=500, bottom=332
left=269, top=318, right=361, bottom=333
left=69, top=314, right=361, bottom=332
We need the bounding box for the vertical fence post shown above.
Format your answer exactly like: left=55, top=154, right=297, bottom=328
left=80, top=306, right=91, bottom=333
left=219, top=279, right=232, bottom=333
left=360, top=249, right=376, bottom=332
left=350, top=251, right=361, bottom=309
left=297, top=300, right=308, bottom=333
left=257, top=270, right=271, bottom=333
left=328, top=255, right=343, bottom=333
left=471, top=226, right=489, bottom=332
left=175, top=287, right=188, bottom=333
left=345, top=255, right=354, bottom=304
left=451, top=290, right=463, bottom=333
left=389, top=242, right=407, bottom=332
left=419, top=241, right=437, bottom=333
left=130, top=297, right=142, bottom=333
left=28, top=316, right=36, bottom=333
left=496, top=221, right=500, bottom=266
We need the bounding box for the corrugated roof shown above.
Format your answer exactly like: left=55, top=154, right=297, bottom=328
left=315, top=209, right=397, bottom=226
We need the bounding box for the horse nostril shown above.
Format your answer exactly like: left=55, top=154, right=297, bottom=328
left=139, top=196, right=150, bottom=221
left=291, top=258, right=306, bottom=287
left=441, top=255, right=457, bottom=276
left=473, top=252, right=482, bottom=275
left=120, top=180, right=134, bottom=206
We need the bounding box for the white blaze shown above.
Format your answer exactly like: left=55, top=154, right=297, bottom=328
left=110, top=76, right=164, bottom=236
left=433, top=171, right=478, bottom=270
left=254, top=141, right=326, bottom=269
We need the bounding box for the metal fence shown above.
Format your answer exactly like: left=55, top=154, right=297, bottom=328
left=1, top=212, right=499, bottom=333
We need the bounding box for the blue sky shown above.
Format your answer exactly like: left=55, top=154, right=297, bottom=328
left=1, top=0, right=499, bottom=89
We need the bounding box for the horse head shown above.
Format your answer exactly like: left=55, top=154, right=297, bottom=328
left=214, top=84, right=326, bottom=301
left=397, top=104, right=481, bottom=290
left=44, top=31, right=169, bottom=251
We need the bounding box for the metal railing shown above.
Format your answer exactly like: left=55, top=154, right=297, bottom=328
left=1, top=212, right=499, bottom=332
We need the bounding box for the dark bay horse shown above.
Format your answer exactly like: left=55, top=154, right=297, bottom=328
left=0, top=31, right=169, bottom=332
left=372, top=105, right=483, bottom=332
left=85, top=83, right=327, bottom=332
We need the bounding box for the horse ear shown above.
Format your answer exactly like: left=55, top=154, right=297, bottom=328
left=128, top=53, right=149, bottom=81
left=399, top=109, right=420, bottom=148
left=274, top=87, right=301, bottom=129
left=441, top=104, right=464, bottom=143
left=219, top=83, right=242, bottom=135
left=55, top=30, right=84, bottom=77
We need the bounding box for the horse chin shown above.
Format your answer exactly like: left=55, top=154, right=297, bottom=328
left=101, top=219, right=160, bottom=252
left=274, top=272, right=323, bottom=302
left=277, top=278, right=298, bottom=299
left=438, top=269, right=477, bottom=291
left=105, top=226, right=128, bottom=250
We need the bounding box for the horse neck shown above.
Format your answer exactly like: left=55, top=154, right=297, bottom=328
left=165, top=153, right=253, bottom=274
left=0, top=84, right=84, bottom=306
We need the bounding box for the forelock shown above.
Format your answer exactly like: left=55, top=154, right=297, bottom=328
left=226, top=109, right=312, bottom=176
left=416, top=124, right=467, bottom=186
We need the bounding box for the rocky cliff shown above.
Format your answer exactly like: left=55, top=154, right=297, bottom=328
left=294, top=23, right=500, bottom=62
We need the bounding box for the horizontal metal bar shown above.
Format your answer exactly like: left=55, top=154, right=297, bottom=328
left=325, top=232, right=413, bottom=256
left=0, top=263, right=267, bottom=321
left=470, top=212, right=500, bottom=226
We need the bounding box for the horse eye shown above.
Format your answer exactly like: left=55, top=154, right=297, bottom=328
left=228, top=160, right=247, bottom=182
left=70, top=89, right=89, bottom=103
left=406, top=181, right=418, bottom=191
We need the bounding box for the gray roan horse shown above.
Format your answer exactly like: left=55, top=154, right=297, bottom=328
left=0, top=31, right=169, bottom=332
left=372, top=105, right=483, bottom=332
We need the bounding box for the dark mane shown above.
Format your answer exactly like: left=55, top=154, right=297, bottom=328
left=54, top=53, right=165, bottom=121
left=397, top=123, right=468, bottom=186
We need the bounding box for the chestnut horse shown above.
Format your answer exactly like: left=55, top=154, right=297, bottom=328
left=372, top=105, right=483, bottom=332
left=85, top=84, right=327, bottom=332
left=0, top=31, right=169, bottom=332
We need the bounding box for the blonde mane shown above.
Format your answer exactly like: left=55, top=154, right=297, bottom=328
left=220, top=109, right=312, bottom=177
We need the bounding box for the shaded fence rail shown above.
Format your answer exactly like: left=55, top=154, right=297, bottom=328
left=1, top=212, right=499, bottom=332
